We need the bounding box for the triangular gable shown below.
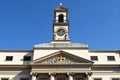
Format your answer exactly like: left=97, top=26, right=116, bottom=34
left=30, top=50, right=93, bottom=65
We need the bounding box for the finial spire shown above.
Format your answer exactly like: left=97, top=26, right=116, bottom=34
left=59, top=3, right=63, bottom=6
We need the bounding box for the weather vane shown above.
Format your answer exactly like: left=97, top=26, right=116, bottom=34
left=59, top=0, right=63, bottom=6
left=60, top=3, right=63, bottom=6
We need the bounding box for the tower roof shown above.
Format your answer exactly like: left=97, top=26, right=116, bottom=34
left=54, top=6, right=68, bottom=12
left=55, top=6, right=67, bottom=10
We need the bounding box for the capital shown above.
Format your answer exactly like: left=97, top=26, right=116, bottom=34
left=31, top=72, right=38, bottom=77
left=85, top=72, right=92, bottom=76
left=49, top=72, right=56, bottom=76
left=67, top=72, right=74, bottom=76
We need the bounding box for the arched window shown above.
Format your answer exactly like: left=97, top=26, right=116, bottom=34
left=58, top=14, right=64, bottom=23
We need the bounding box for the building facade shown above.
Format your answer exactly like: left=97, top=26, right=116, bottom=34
left=0, top=5, right=120, bottom=80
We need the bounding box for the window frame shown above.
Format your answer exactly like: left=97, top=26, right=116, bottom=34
left=107, top=56, right=115, bottom=61
left=90, top=56, right=98, bottom=61
left=5, top=56, right=13, bottom=61
left=23, top=56, right=31, bottom=61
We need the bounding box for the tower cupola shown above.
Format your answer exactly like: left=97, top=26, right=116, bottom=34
left=52, top=5, right=70, bottom=43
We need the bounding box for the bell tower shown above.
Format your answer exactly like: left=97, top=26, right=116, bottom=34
left=51, top=4, right=71, bottom=43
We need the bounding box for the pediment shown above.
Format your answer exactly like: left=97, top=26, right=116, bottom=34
left=30, top=51, right=93, bottom=65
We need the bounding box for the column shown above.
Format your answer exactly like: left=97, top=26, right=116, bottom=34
left=67, top=72, right=74, bottom=80
left=31, top=72, right=37, bottom=80
left=85, top=72, right=92, bottom=80
left=49, top=72, right=56, bottom=80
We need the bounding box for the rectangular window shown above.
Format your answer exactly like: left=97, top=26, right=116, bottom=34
left=23, top=56, right=31, bottom=61
left=91, top=56, right=98, bottom=61
left=112, top=78, right=120, bottom=80
left=39, top=78, right=47, bottom=80
left=75, top=78, right=84, bottom=80
left=6, top=56, right=13, bottom=61
left=1, top=78, right=9, bottom=80
left=57, top=78, right=65, bottom=80
left=21, top=78, right=29, bottom=80
left=107, top=56, right=115, bottom=61
left=94, top=78, right=102, bottom=80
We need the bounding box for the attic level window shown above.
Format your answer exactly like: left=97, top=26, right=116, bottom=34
left=90, top=56, right=98, bottom=61
left=23, top=56, right=31, bottom=61
left=107, top=56, right=115, bottom=61
left=58, top=14, right=64, bottom=23
left=6, top=56, right=13, bottom=61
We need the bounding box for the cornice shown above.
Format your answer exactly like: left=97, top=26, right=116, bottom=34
left=89, top=50, right=120, bottom=53
left=34, top=43, right=89, bottom=50
left=33, top=47, right=89, bottom=50
left=53, top=22, right=69, bottom=26
left=0, top=50, right=33, bottom=52
left=30, top=63, right=93, bottom=66
left=92, top=64, right=120, bottom=67
left=0, top=65, right=31, bottom=68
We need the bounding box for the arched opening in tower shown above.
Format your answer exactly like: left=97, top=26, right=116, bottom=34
left=58, top=14, right=64, bottom=23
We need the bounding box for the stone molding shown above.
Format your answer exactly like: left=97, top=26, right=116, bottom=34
left=0, top=71, right=29, bottom=75
left=92, top=72, right=120, bottom=75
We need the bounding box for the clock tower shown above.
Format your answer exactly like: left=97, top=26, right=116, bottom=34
left=51, top=4, right=71, bottom=43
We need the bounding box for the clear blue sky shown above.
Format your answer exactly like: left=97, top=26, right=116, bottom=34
left=0, top=0, right=120, bottom=50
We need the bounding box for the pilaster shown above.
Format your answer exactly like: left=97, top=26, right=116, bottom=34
left=31, top=72, right=37, bottom=80
left=85, top=72, right=92, bottom=80
left=67, top=72, right=74, bottom=80
left=49, top=72, right=56, bottom=80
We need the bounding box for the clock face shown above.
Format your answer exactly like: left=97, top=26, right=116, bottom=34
left=57, top=29, right=65, bottom=36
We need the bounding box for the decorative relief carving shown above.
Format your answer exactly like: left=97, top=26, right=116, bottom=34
left=56, top=56, right=66, bottom=61
left=40, top=55, right=77, bottom=64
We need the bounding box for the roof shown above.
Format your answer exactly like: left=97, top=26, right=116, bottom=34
left=55, top=6, right=68, bottom=10
left=89, top=50, right=120, bottom=53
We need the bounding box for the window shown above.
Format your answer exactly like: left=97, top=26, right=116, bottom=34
left=21, top=78, right=29, bottom=80
left=94, top=78, right=102, bottom=80
left=23, top=56, right=31, bottom=61
left=57, top=78, right=65, bottom=80
left=91, top=56, right=98, bottom=61
left=6, top=56, right=13, bottom=61
left=39, top=78, right=47, bottom=80
left=75, top=78, right=84, bottom=80
left=1, top=78, right=9, bottom=80
left=112, top=78, right=120, bottom=80
left=107, top=56, right=115, bottom=61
